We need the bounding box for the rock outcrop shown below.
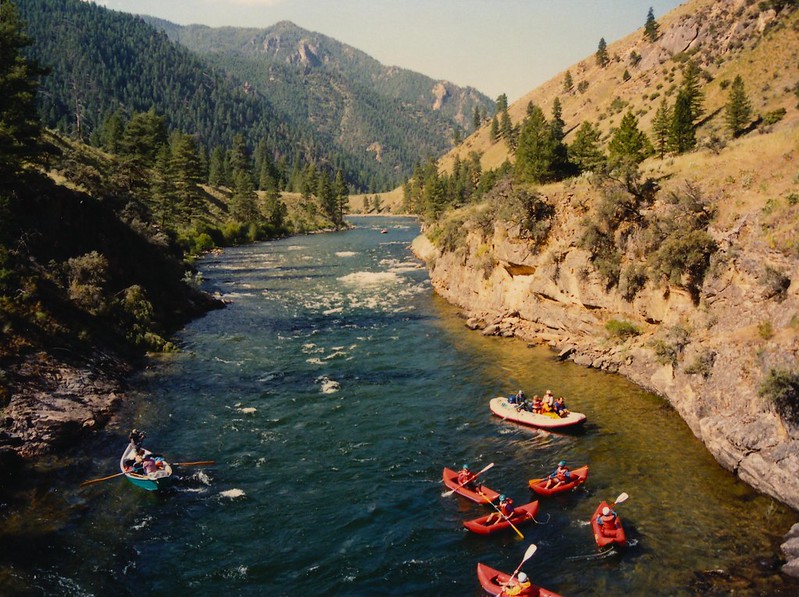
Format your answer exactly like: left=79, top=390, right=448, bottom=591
left=411, top=196, right=799, bottom=515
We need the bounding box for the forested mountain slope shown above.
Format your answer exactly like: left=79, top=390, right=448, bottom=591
left=146, top=18, right=494, bottom=191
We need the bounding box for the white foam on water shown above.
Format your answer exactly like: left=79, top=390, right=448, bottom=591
left=338, top=271, right=401, bottom=286
left=335, top=251, right=358, bottom=257
left=323, top=307, right=343, bottom=315
left=131, top=515, right=152, bottom=531
left=306, top=357, right=324, bottom=365
left=317, top=376, right=341, bottom=393
left=218, top=488, right=246, bottom=499
left=237, top=407, right=257, bottom=414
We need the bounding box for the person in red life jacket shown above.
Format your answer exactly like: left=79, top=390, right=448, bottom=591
left=596, top=506, right=619, bottom=536
left=531, top=395, right=543, bottom=414
left=485, top=494, right=516, bottom=525
left=500, top=571, right=533, bottom=596
left=457, top=464, right=480, bottom=492
left=544, top=460, right=571, bottom=489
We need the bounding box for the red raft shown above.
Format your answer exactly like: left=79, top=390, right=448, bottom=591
left=590, top=500, right=627, bottom=548
left=464, top=500, right=540, bottom=535
left=476, top=562, right=562, bottom=597
left=442, top=467, right=501, bottom=504
left=528, top=465, right=589, bottom=496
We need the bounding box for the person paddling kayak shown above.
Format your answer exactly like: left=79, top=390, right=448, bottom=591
left=544, top=460, right=571, bottom=490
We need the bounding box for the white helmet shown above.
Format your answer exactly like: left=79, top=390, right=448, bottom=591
left=518, top=572, right=528, bottom=582
left=602, top=507, right=611, bottom=515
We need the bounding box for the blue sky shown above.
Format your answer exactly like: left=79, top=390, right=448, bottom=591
left=92, top=0, right=685, bottom=101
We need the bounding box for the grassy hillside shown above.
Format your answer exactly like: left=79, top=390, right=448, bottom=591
left=443, top=0, right=798, bottom=176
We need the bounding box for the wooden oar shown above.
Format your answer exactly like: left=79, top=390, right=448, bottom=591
left=172, top=460, right=215, bottom=466
left=79, top=471, right=126, bottom=487
left=502, top=543, right=538, bottom=591
left=441, top=462, right=494, bottom=497
left=479, top=492, right=525, bottom=539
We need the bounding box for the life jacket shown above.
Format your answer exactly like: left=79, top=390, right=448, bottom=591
left=556, top=466, right=570, bottom=481
left=458, top=470, right=475, bottom=485
left=502, top=579, right=533, bottom=596
left=499, top=499, right=515, bottom=516
left=598, top=512, right=618, bottom=533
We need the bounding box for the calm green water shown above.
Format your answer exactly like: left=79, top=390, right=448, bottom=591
left=1, top=215, right=798, bottom=596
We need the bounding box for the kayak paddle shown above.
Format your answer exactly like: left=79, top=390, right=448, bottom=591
left=479, top=492, right=525, bottom=539
left=441, top=462, right=494, bottom=497
left=506, top=543, right=538, bottom=586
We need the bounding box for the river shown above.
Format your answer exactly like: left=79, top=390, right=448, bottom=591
left=1, top=215, right=797, bottom=596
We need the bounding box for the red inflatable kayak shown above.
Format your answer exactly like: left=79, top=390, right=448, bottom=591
left=442, top=467, right=501, bottom=504
left=464, top=500, right=540, bottom=535
left=591, top=500, right=627, bottom=548
left=476, top=562, right=562, bottom=596
left=528, top=465, right=589, bottom=496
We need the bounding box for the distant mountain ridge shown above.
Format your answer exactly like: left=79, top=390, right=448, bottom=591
left=146, top=18, right=494, bottom=189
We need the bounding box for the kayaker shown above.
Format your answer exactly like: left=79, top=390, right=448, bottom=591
left=500, top=571, right=533, bottom=596
left=485, top=494, right=516, bottom=525
left=457, top=464, right=480, bottom=491
left=596, top=506, right=619, bottom=536
left=553, top=396, right=570, bottom=417
left=544, top=460, right=571, bottom=489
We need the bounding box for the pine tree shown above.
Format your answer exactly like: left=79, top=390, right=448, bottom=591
left=169, top=132, right=204, bottom=218
left=500, top=110, right=514, bottom=148
left=0, top=0, right=44, bottom=179
left=119, top=108, right=167, bottom=169
left=99, top=109, right=126, bottom=154
left=208, top=146, right=227, bottom=187
left=568, top=121, right=606, bottom=173
left=680, top=61, right=705, bottom=123
left=333, top=170, right=349, bottom=226
left=651, top=98, right=672, bottom=159
left=150, top=144, right=177, bottom=229
left=490, top=116, right=499, bottom=143
left=669, top=89, right=696, bottom=153
left=514, top=103, right=558, bottom=184
left=596, top=38, right=609, bottom=67
left=230, top=169, right=259, bottom=224
left=563, top=70, right=574, bottom=93
left=496, top=93, right=508, bottom=113
left=644, top=7, right=659, bottom=42
left=473, top=105, right=481, bottom=131
left=725, top=75, right=752, bottom=138
left=608, top=111, right=653, bottom=168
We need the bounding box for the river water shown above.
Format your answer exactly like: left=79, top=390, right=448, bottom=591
left=2, top=215, right=798, bottom=596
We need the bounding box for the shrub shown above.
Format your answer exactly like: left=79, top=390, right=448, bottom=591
left=66, top=251, right=109, bottom=315
left=761, top=265, right=790, bottom=300
left=650, top=325, right=690, bottom=366
left=762, top=107, right=787, bottom=126
left=649, top=230, right=716, bottom=302
left=428, top=214, right=468, bottom=253
left=759, top=368, right=799, bottom=425
left=684, top=350, right=716, bottom=378
left=621, top=263, right=648, bottom=301
left=605, top=319, right=641, bottom=339
left=758, top=320, right=775, bottom=340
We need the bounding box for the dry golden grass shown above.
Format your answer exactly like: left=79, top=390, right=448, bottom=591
left=439, top=0, right=799, bottom=190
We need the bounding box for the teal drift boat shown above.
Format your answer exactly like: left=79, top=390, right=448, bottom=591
left=119, top=432, right=173, bottom=491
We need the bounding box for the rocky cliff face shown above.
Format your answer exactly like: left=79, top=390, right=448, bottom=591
left=412, top=182, right=799, bottom=513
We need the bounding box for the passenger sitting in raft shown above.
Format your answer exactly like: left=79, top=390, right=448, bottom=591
left=457, top=464, right=480, bottom=492
left=544, top=460, right=571, bottom=489
left=596, top=506, right=619, bottom=536
left=531, top=395, right=543, bottom=414
left=542, top=390, right=555, bottom=412
left=500, top=571, right=533, bottom=596
left=553, top=396, right=570, bottom=417
left=508, top=390, right=525, bottom=405
left=485, top=494, right=516, bottom=525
